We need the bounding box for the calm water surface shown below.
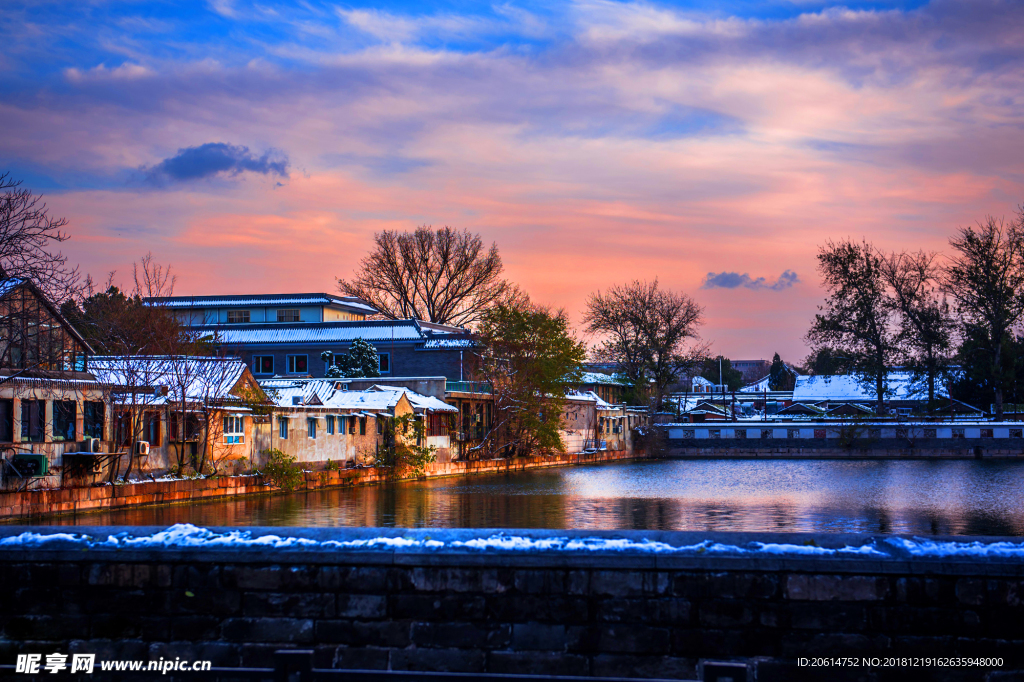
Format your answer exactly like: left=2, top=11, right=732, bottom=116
left=23, top=459, right=1024, bottom=536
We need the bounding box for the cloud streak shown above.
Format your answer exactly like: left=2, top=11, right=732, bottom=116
left=142, top=143, right=288, bottom=184
left=703, top=270, right=800, bottom=291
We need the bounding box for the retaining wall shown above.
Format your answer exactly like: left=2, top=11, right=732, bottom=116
left=0, top=449, right=643, bottom=521
left=0, top=527, right=1022, bottom=681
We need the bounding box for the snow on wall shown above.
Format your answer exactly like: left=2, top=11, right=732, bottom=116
left=1, top=524, right=1022, bottom=559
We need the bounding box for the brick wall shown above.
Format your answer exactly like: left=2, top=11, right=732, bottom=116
left=0, top=449, right=643, bottom=521
left=0, top=529, right=1021, bottom=681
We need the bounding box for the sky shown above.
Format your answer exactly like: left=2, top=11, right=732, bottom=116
left=2, top=0, right=1023, bottom=362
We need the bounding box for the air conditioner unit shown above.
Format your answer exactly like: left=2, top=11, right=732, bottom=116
left=80, top=438, right=101, bottom=453
left=11, top=454, right=48, bottom=477
left=455, top=432, right=466, bottom=442
left=134, top=441, right=150, bottom=456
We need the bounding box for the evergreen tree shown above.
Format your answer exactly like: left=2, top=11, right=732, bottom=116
left=699, top=356, right=744, bottom=391
left=323, top=339, right=382, bottom=378
left=768, top=352, right=795, bottom=391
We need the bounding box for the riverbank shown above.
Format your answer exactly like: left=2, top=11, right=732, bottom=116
left=1, top=525, right=1021, bottom=681
left=0, top=449, right=645, bottom=522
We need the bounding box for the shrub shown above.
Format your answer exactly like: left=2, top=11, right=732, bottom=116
left=260, top=448, right=304, bottom=491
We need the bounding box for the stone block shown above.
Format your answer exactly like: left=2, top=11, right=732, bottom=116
left=592, top=570, right=646, bottom=597
left=487, top=595, right=589, bottom=623
left=169, top=616, right=222, bottom=641
left=487, top=651, right=590, bottom=676
left=699, top=600, right=755, bottom=628
left=229, top=566, right=285, bottom=590
left=956, top=579, right=986, bottom=606
left=315, top=619, right=410, bottom=647
left=318, top=566, right=389, bottom=592
left=511, top=622, right=568, bottom=651
left=391, top=594, right=486, bottom=620
left=147, top=641, right=239, bottom=667
left=514, top=570, right=565, bottom=594
left=242, top=592, right=336, bottom=618
left=786, top=575, right=888, bottom=601
left=391, top=647, right=486, bottom=672
left=411, top=621, right=491, bottom=649
left=593, top=654, right=697, bottom=679
left=336, top=594, right=387, bottom=619
left=221, top=617, right=314, bottom=643
left=789, top=604, right=866, bottom=631
left=314, top=645, right=390, bottom=670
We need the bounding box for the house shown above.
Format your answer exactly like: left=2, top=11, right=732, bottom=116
left=0, top=277, right=115, bottom=484
left=578, top=372, right=628, bottom=405
left=145, top=292, right=378, bottom=325
left=88, top=355, right=270, bottom=475
left=259, top=378, right=458, bottom=464
left=190, top=319, right=476, bottom=381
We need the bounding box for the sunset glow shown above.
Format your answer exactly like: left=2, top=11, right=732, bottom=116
left=3, top=0, right=1023, bottom=359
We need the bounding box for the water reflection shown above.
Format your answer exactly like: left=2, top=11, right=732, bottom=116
left=19, top=459, right=1024, bottom=536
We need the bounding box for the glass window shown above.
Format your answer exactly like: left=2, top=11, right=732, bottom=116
left=277, top=309, right=300, bottom=322
left=349, top=416, right=357, bottom=434
left=21, top=400, right=45, bottom=442
left=378, top=352, right=390, bottom=374
left=326, top=415, right=335, bottom=435
left=84, top=401, right=104, bottom=439
left=307, top=418, right=317, bottom=439
left=145, top=411, right=161, bottom=446
left=253, top=356, right=274, bottom=374
left=279, top=417, right=288, bottom=439
left=359, top=417, right=366, bottom=435
left=53, top=401, right=76, bottom=442
left=287, top=355, right=308, bottom=374
left=224, top=415, right=244, bottom=444
left=0, top=400, right=12, bottom=442
left=227, top=310, right=250, bottom=323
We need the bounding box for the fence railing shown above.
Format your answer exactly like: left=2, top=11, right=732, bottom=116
left=445, top=381, right=493, bottom=394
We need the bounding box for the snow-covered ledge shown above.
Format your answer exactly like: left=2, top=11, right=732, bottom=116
left=1, top=525, right=1022, bottom=574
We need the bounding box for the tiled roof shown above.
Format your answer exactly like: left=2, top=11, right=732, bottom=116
left=145, top=293, right=378, bottom=314
left=89, top=355, right=250, bottom=406
left=196, top=320, right=425, bottom=345
left=261, top=378, right=457, bottom=413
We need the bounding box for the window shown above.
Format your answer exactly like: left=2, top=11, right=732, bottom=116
left=278, top=309, right=300, bottom=322
left=145, top=412, right=162, bottom=446
left=279, top=417, right=289, bottom=439
left=224, top=416, right=244, bottom=444
left=227, top=310, right=250, bottom=323
left=349, top=416, right=357, bottom=434
left=734, top=429, right=747, bottom=439
left=0, top=400, right=12, bottom=442
left=377, top=417, right=383, bottom=435
left=169, top=413, right=200, bottom=443
left=21, top=400, right=44, bottom=442
left=378, top=352, right=390, bottom=374
left=287, top=355, right=308, bottom=374
left=327, top=415, right=335, bottom=435
left=307, top=418, right=317, bottom=439
left=253, top=356, right=274, bottom=374
left=359, top=417, right=367, bottom=435
left=53, top=401, right=76, bottom=442
left=84, top=402, right=104, bottom=439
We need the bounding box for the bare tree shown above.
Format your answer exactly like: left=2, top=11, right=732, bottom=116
left=0, top=173, right=80, bottom=301
left=879, top=249, right=955, bottom=407
left=942, top=214, right=1024, bottom=418
left=133, top=252, right=177, bottom=298
left=806, top=239, right=897, bottom=413
left=339, top=225, right=523, bottom=327
left=583, top=279, right=705, bottom=413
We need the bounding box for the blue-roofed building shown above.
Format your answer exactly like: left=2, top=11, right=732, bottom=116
left=145, top=292, right=378, bottom=325
left=146, top=294, right=477, bottom=381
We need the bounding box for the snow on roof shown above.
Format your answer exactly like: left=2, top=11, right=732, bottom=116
left=421, top=337, right=475, bottom=349
left=739, top=375, right=771, bottom=393
left=0, top=277, right=25, bottom=298
left=261, top=378, right=457, bottom=413
left=366, top=384, right=458, bottom=413
left=579, top=372, right=627, bottom=386
left=145, top=293, right=378, bottom=314
left=195, top=320, right=425, bottom=345
left=89, top=356, right=249, bottom=405
left=792, top=372, right=948, bottom=402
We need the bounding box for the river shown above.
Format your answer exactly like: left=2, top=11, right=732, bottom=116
left=22, top=459, right=1024, bottom=536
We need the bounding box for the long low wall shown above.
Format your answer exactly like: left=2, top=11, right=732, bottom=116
left=0, top=527, right=1021, bottom=681
left=0, top=449, right=643, bottom=521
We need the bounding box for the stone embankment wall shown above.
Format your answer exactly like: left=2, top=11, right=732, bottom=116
left=666, top=442, right=1024, bottom=458
left=0, top=528, right=1021, bottom=682
left=0, top=449, right=643, bottom=521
